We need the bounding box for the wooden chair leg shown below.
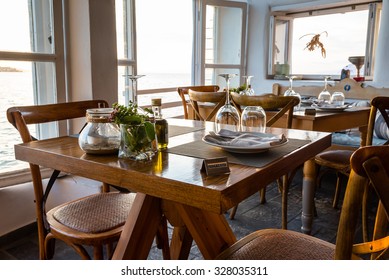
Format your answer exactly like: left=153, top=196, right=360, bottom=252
left=44, top=233, right=56, bottom=260
left=371, top=202, right=389, bottom=259
left=93, top=245, right=104, bottom=260
left=362, top=182, right=370, bottom=243
left=259, top=187, right=267, bottom=204
left=281, top=174, right=288, bottom=229
left=102, top=182, right=110, bottom=192
left=229, top=205, right=238, bottom=220
left=332, top=172, right=344, bottom=209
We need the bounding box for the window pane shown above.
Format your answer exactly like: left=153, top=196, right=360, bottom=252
left=291, top=10, right=368, bottom=76
left=135, top=0, right=192, bottom=90
left=118, top=65, right=134, bottom=105
left=0, top=0, right=54, bottom=54
left=0, top=62, right=34, bottom=172
left=205, top=68, right=240, bottom=88
left=274, top=19, right=289, bottom=64
left=0, top=60, right=57, bottom=173
left=205, top=5, right=242, bottom=65
left=116, top=0, right=133, bottom=60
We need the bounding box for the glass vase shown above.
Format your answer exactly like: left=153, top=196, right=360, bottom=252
left=118, top=123, right=156, bottom=161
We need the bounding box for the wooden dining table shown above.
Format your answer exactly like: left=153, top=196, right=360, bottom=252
left=14, top=118, right=331, bottom=259
left=270, top=106, right=371, bottom=144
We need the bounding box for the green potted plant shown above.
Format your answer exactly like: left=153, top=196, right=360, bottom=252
left=110, top=101, right=157, bottom=161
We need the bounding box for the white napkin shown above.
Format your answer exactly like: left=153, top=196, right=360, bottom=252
left=204, top=129, right=287, bottom=148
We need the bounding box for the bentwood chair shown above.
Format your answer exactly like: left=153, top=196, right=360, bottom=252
left=177, top=85, right=220, bottom=119
left=314, top=96, right=389, bottom=241
left=216, top=145, right=389, bottom=260
left=6, top=100, right=169, bottom=260
left=229, top=93, right=300, bottom=227
left=187, top=89, right=226, bottom=121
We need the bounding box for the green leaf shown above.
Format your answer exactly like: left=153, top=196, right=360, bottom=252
left=144, top=121, right=156, bottom=141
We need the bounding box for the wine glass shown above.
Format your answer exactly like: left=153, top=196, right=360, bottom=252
left=123, top=74, right=145, bottom=105
left=284, top=75, right=297, bottom=96
left=240, top=75, right=255, bottom=95
left=318, top=76, right=332, bottom=104
left=215, top=74, right=240, bottom=133
left=284, top=75, right=301, bottom=111
left=241, top=106, right=266, bottom=133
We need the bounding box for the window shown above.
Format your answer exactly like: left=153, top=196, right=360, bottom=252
left=116, top=0, right=193, bottom=118
left=268, top=2, right=382, bottom=80
left=0, top=0, right=65, bottom=179
left=198, top=0, right=248, bottom=88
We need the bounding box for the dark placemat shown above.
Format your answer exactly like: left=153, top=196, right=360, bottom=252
left=169, top=125, right=205, bottom=137
left=166, top=138, right=311, bottom=168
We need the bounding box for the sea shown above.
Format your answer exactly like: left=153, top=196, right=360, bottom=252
left=1, top=72, right=34, bottom=172
left=0, top=71, right=189, bottom=173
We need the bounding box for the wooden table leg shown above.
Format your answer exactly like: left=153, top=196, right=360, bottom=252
left=170, top=226, right=194, bottom=260
left=172, top=202, right=237, bottom=259
left=301, top=158, right=317, bottom=234
left=112, top=193, right=162, bottom=260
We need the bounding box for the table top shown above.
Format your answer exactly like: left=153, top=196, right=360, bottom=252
left=14, top=118, right=331, bottom=214
left=293, top=105, right=370, bottom=119
left=266, top=105, right=370, bottom=133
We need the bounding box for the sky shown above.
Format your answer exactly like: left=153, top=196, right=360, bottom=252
left=0, top=1, right=31, bottom=70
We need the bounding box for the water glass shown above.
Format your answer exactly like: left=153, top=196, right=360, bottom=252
left=241, top=106, right=266, bottom=133
left=331, top=92, right=345, bottom=106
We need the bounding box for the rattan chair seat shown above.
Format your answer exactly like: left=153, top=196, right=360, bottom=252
left=51, top=193, right=135, bottom=233
left=216, top=229, right=335, bottom=260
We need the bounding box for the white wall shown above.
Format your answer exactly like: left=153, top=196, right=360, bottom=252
left=67, top=0, right=93, bottom=101
left=246, top=1, right=275, bottom=93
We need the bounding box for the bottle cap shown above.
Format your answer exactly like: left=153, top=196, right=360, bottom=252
left=151, top=98, right=162, bottom=106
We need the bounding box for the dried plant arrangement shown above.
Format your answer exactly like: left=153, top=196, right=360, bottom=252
left=299, top=31, right=328, bottom=58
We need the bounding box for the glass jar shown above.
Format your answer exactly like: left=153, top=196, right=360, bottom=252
left=78, top=108, right=120, bottom=154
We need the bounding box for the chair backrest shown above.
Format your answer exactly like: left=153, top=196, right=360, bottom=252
left=365, top=96, right=389, bottom=146
left=7, top=100, right=109, bottom=143
left=231, top=92, right=300, bottom=128
left=177, top=85, right=220, bottom=119
left=187, top=90, right=226, bottom=121
left=6, top=100, right=109, bottom=258
left=335, top=145, right=389, bottom=259
left=273, top=78, right=389, bottom=101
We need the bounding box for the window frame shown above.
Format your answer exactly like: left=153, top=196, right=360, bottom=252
left=267, top=1, right=382, bottom=80
left=195, top=0, right=248, bottom=86
left=116, top=0, right=191, bottom=114
left=0, top=0, right=66, bottom=186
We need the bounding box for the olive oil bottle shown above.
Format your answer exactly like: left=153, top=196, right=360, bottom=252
left=151, top=98, right=168, bottom=150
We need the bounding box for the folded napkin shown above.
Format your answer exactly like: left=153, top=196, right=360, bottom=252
left=204, top=129, right=287, bottom=148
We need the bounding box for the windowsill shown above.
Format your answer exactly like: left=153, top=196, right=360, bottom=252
left=0, top=168, right=54, bottom=189
left=268, top=75, right=373, bottom=83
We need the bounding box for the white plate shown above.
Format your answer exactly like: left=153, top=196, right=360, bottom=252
left=312, top=104, right=351, bottom=112
left=202, top=135, right=288, bottom=154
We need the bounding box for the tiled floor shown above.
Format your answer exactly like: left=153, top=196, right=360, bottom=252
left=0, top=168, right=377, bottom=260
